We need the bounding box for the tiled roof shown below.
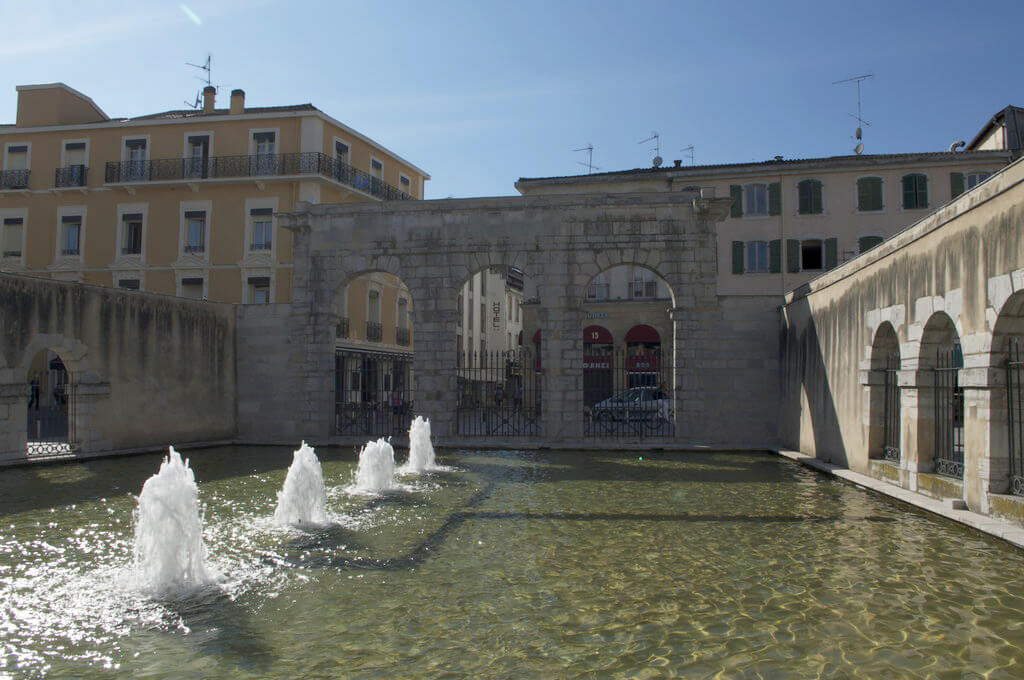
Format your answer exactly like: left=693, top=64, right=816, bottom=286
left=125, top=103, right=317, bottom=121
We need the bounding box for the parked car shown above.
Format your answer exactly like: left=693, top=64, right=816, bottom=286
left=589, top=387, right=670, bottom=422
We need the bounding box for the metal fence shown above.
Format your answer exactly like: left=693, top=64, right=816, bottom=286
left=934, top=346, right=964, bottom=478
left=456, top=349, right=541, bottom=436
left=582, top=349, right=674, bottom=439
left=1008, top=338, right=1024, bottom=496
left=882, top=352, right=901, bottom=462
left=26, top=364, right=77, bottom=456
left=335, top=349, right=413, bottom=437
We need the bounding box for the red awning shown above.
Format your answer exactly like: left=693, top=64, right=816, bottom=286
left=625, top=324, right=661, bottom=344
left=532, top=329, right=541, bottom=344
left=583, top=325, right=613, bottom=345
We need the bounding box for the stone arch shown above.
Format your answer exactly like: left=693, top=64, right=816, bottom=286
left=17, top=333, right=90, bottom=377
left=866, top=322, right=900, bottom=461
left=918, top=311, right=964, bottom=478
left=580, top=256, right=678, bottom=308
left=987, top=290, right=1024, bottom=495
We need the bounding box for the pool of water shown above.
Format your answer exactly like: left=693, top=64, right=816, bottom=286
left=2, top=447, right=1023, bottom=679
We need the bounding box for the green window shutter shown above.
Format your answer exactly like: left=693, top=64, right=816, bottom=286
left=731, top=241, right=745, bottom=274
left=902, top=175, right=914, bottom=209
left=786, top=239, right=801, bottom=273
left=799, top=180, right=823, bottom=214
left=825, top=238, right=838, bottom=269
left=769, top=239, right=782, bottom=273
left=798, top=181, right=810, bottom=214
left=950, top=172, right=965, bottom=199
left=729, top=185, right=743, bottom=217
left=858, top=235, right=883, bottom=253
left=917, top=176, right=928, bottom=208
left=858, top=177, right=882, bottom=211
left=768, top=182, right=782, bottom=215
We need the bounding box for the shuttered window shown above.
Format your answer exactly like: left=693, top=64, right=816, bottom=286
left=798, top=179, right=823, bottom=214
left=746, top=241, right=770, bottom=272
left=2, top=217, right=23, bottom=257
left=950, top=172, right=965, bottom=199
left=857, top=177, right=884, bottom=211
left=859, top=235, right=884, bottom=253
left=902, top=174, right=928, bottom=210
left=744, top=184, right=768, bottom=216
left=121, top=213, right=143, bottom=255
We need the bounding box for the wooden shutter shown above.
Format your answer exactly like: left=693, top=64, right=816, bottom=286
left=732, top=241, right=744, bottom=274
left=825, top=238, right=838, bottom=269
left=786, top=239, right=801, bottom=273
left=858, top=236, right=883, bottom=253
left=950, top=172, right=965, bottom=199
left=769, top=239, right=782, bottom=273
left=730, top=185, right=743, bottom=217
left=858, top=177, right=881, bottom=211
left=769, top=182, right=781, bottom=215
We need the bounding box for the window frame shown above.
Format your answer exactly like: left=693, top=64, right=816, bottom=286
left=120, top=135, right=150, bottom=163
left=55, top=205, right=86, bottom=261
left=799, top=237, right=825, bottom=271
left=796, top=178, right=824, bottom=215
left=901, top=173, right=929, bottom=211
left=244, top=197, right=278, bottom=258
left=743, top=182, right=770, bottom=217
left=745, top=240, right=770, bottom=273
left=59, top=138, right=90, bottom=170
left=0, top=207, right=28, bottom=265
left=246, top=275, right=272, bottom=305
left=115, top=203, right=148, bottom=261
left=178, top=200, right=212, bottom=259
left=856, top=176, right=885, bottom=213
left=399, top=173, right=412, bottom=197
left=3, top=141, right=31, bottom=171
left=177, top=273, right=208, bottom=300
left=966, top=170, right=993, bottom=190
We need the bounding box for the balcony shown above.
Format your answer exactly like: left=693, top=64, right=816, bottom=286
left=0, top=169, right=30, bottom=190
left=336, top=317, right=350, bottom=339
left=104, top=152, right=413, bottom=201
left=55, top=165, right=88, bottom=188
left=366, top=321, right=383, bottom=342
left=395, top=327, right=410, bottom=346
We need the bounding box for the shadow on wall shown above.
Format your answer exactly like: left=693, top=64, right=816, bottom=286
left=779, top=295, right=849, bottom=466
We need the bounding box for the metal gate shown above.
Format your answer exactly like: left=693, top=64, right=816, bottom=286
left=456, top=348, right=540, bottom=436
left=882, top=352, right=901, bottom=462
left=26, top=359, right=76, bottom=455
left=934, top=346, right=964, bottom=478
left=334, top=349, right=413, bottom=437
left=1008, top=337, right=1023, bottom=496
left=583, top=348, right=674, bottom=439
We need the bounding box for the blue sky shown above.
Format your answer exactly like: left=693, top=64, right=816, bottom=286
left=1, top=0, right=1020, bottom=198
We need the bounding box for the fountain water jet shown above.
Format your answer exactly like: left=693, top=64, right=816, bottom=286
left=133, top=446, right=213, bottom=596
left=274, top=441, right=328, bottom=527
left=352, top=438, right=398, bottom=493
left=401, top=416, right=439, bottom=473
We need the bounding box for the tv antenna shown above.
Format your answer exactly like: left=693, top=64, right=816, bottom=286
left=833, top=73, right=873, bottom=154
left=639, top=131, right=662, bottom=167
left=573, top=144, right=602, bottom=174
left=184, top=54, right=214, bottom=108
left=680, top=145, right=695, bottom=165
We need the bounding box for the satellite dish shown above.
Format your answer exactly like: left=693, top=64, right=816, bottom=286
left=854, top=142, right=864, bottom=155
left=652, top=155, right=663, bottom=168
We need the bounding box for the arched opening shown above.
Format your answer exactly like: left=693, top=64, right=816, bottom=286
left=867, top=322, right=900, bottom=462
left=26, top=350, right=74, bottom=455
left=919, top=313, right=963, bottom=479
left=331, top=271, right=414, bottom=437
left=991, top=291, right=1024, bottom=496
left=455, top=265, right=540, bottom=436
left=582, top=264, right=674, bottom=438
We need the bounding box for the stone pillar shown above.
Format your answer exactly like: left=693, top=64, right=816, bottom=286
left=72, top=374, right=111, bottom=453
left=960, top=365, right=1010, bottom=513
left=408, top=274, right=459, bottom=439
left=537, top=258, right=583, bottom=443
left=859, top=361, right=887, bottom=474
left=0, top=375, right=26, bottom=461
left=669, top=307, right=690, bottom=443
left=897, top=369, right=935, bottom=491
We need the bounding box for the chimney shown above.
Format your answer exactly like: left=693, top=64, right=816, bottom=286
left=202, top=86, right=216, bottom=113
left=230, top=89, right=245, bottom=115
left=673, top=159, right=682, bottom=168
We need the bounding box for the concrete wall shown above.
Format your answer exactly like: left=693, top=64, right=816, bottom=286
left=780, top=157, right=1024, bottom=516
left=0, top=273, right=236, bottom=460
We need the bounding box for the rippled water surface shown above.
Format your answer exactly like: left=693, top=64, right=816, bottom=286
left=2, top=447, right=1024, bottom=679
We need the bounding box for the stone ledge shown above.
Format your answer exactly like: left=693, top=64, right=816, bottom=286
left=776, top=449, right=1024, bottom=550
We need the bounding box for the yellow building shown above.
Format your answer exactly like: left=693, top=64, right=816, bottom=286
left=0, top=82, right=429, bottom=305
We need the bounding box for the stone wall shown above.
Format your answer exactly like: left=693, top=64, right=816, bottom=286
left=236, top=302, right=303, bottom=444
left=0, top=274, right=236, bottom=460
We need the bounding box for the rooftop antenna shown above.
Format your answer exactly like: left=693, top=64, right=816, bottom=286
left=573, top=144, right=602, bottom=174
left=639, top=131, right=662, bottom=167
left=832, top=73, right=873, bottom=154
left=680, top=145, right=695, bottom=165
left=184, top=54, right=214, bottom=109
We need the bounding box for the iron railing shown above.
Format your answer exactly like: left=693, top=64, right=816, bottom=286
left=54, top=165, right=87, bottom=188
left=366, top=321, right=383, bottom=342
left=104, top=152, right=413, bottom=201
left=26, top=362, right=77, bottom=455
left=583, top=348, right=674, bottom=439
left=335, top=349, right=413, bottom=437
left=934, top=346, right=964, bottom=478
left=336, top=317, right=350, bottom=339
left=883, top=352, right=901, bottom=462
left=1008, top=338, right=1024, bottom=495
left=0, top=169, right=30, bottom=190
left=395, top=326, right=410, bottom=346
left=457, top=349, right=541, bottom=436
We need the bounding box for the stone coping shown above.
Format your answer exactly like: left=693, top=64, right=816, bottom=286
left=777, top=449, right=1024, bottom=551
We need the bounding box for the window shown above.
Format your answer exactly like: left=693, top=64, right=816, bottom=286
left=248, top=276, right=270, bottom=304
left=118, top=279, right=140, bottom=290
left=746, top=241, right=770, bottom=272
left=249, top=208, right=273, bottom=251
left=631, top=269, right=656, bottom=298
left=181, top=277, right=204, bottom=300
left=967, top=172, right=991, bottom=189
left=744, top=183, right=769, bottom=216
left=251, top=131, right=277, bottom=175
left=121, top=213, right=143, bottom=255
left=588, top=273, right=609, bottom=300
left=184, top=211, right=206, bottom=253
left=400, top=175, right=411, bottom=196
left=801, top=239, right=823, bottom=271
left=370, top=158, right=383, bottom=178
left=457, top=293, right=464, bottom=326
left=3, top=144, right=29, bottom=189
left=797, top=179, right=823, bottom=215
left=368, top=290, right=381, bottom=323
left=3, top=217, right=24, bottom=257
left=124, top=138, right=147, bottom=181
left=397, top=297, right=408, bottom=330
left=61, top=215, right=82, bottom=256
left=60, top=141, right=87, bottom=187
left=730, top=182, right=780, bottom=217
left=902, top=173, right=928, bottom=210
left=186, top=135, right=210, bottom=179
left=335, top=141, right=350, bottom=166
left=859, top=235, right=884, bottom=253
left=857, top=177, right=884, bottom=211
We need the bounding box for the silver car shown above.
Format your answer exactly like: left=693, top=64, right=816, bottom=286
left=589, top=387, right=670, bottom=422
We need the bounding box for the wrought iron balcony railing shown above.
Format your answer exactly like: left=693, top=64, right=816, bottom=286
left=0, top=169, right=30, bottom=190
left=104, top=152, right=413, bottom=201
left=55, top=166, right=88, bottom=188
left=395, top=327, right=410, bottom=346
left=366, top=321, right=383, bottom=342
left=336, top=317, right=350, bottom=339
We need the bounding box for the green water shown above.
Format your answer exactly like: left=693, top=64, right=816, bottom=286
left=2, top=447, right=1023, bottom=679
